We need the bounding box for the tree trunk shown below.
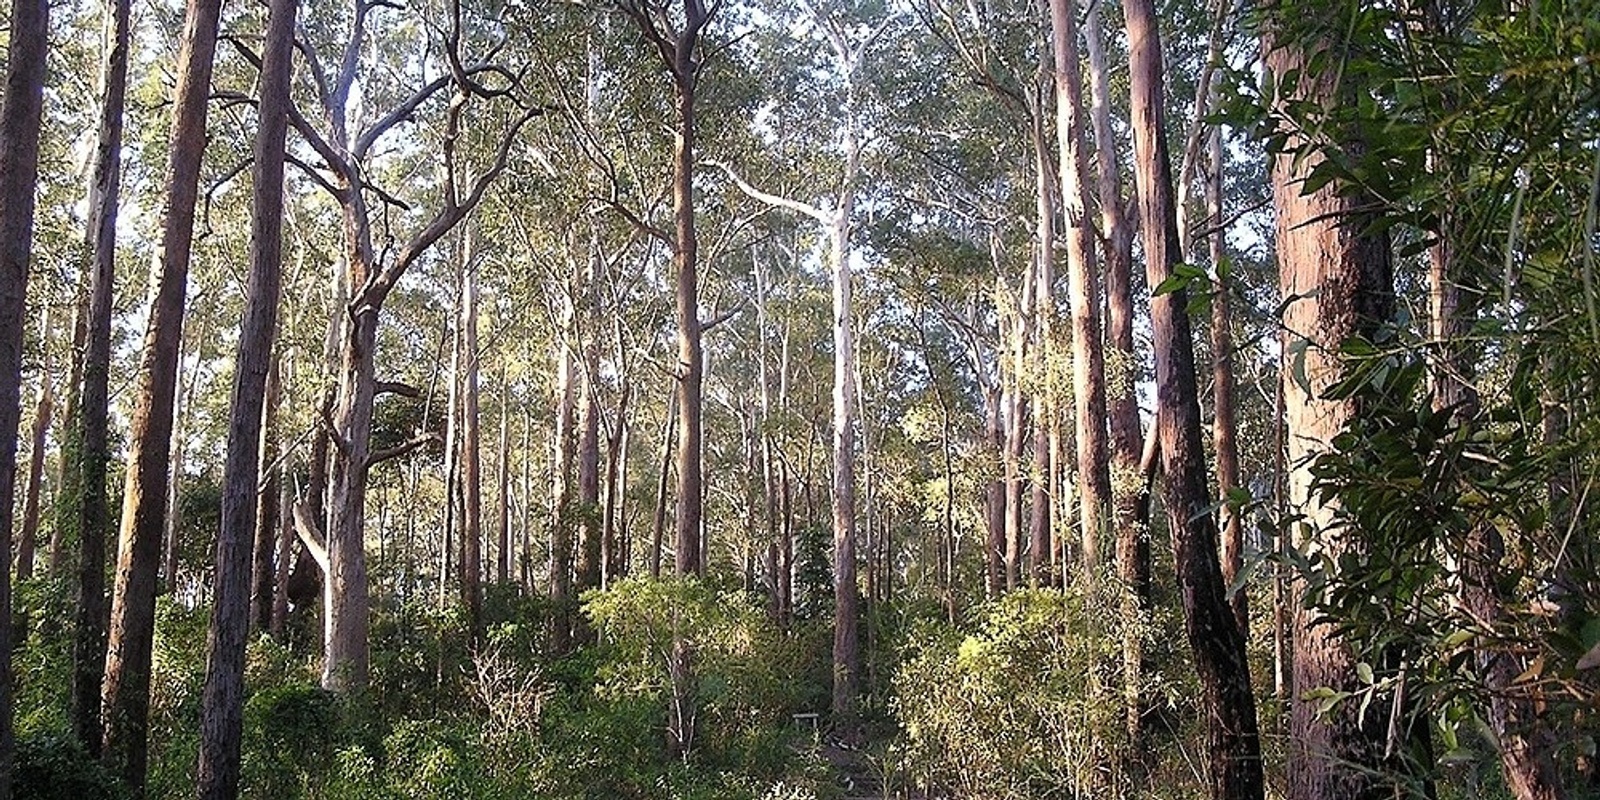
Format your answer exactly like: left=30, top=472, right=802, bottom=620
left=1207, top=109, right=1245, bottom=635
left=984, top=388, right=1006, bottom=599
left=496, top=372, right=511, bottom=586
left=1026, top=74, right=1055, bottom=588
left=194, top=0, right=292, bottom=790
left=0, top=0, right=50, bottom=789
left=829, top=211, right=861, bottom=729
left=251, top=354, right=282, bottom=632
left=271, top=469, right=293, bottom=639
left=576, top=343, right=602, bottom=594
left=1050, top=0, right=1111, bottom=583
left=1122, top=0, right=1264, bottom=797
left=72, top=0, right=133, bottom=757
left=103, top=0, right=217, bottom=786
left=651, top=382, right=675, bottom=579
left=17, top=319, right=51, bottom=583
left=1264, top=19, right=1393, bottom=800
left=550, top=326, right=577, bottom=654
left=459, top=236, right=483, bottom=637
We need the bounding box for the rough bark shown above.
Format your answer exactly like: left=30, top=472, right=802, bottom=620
left=1122, top=0, right=1264, bottom=797
left=251, top=354, right=282, bottom=632
left=102, top=0, right=216, bottom=787
left=1264, top=20, right=1393, bottom=800
left=194, top=0, right=293, bottom=790
left=0, top=0, right=50, bottom=789
left=17, top=333, right=51, bottom=583
left=459, top=237, right=483, bottom=637
left=71, top=0, right=133, bottom=757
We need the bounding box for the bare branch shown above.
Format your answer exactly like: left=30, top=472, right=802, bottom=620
left=368, top=432, right=440, bottom=467
left=706, top=159, right=832, bottom=224
left=291, top=501, right=330, bottom=574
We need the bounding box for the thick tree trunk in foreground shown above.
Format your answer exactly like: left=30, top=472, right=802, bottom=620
left=1122, top=0, right=1264, bottom=797
left=195, top=0, right=293, bottom=790
left=0, top=0, right=50, bottom=790
left=72, top=0, right=132, bottom=758
left=102, top=0, right=218, bottom=788
left=1264, top=21, right=1392, bottom=800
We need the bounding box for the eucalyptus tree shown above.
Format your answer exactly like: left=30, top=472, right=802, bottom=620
left=711, top=0, right=898, bottom=730
left=195, top=0, right=297, bottom=791
left=1121, top=0, right=1263, bottom=795
left=613, top=0, right=721, bottom=579
left=100, top=0, right=221, bottom=786
left=1047, top=0, right=1109, bottom=582
left=0, top=0, right=50, bottom=791
left=64, top=0, right=132, bottom=760
left=288, top=0, right=537, bottom=692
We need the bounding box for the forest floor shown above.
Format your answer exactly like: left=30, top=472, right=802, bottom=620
left=818, top=738, right=890, bottom=800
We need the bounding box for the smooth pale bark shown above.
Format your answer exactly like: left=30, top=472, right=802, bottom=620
left=251, top=355, right=282, bottom=632
left=576, top=336, right=602, bottom=595
left=459, top=239, right=482, bottom=637
left=1264, top=22, right=1392, bottom=800
left=984, top=388, right=1006, bottom=598
left=1049, top=0, right=1111, bottom=581
left=0, top=0, right=50, bottom=789
left=1002, top=278, right=1028, bottom=591
left=102, top=0, right=216, bottom=787
left=271, top=472, right=293, bottom=638
left=72, top=0, right=132, bottom=757
left=194, top=0, right=293, bottom=791
left=496, top=377, right=511, bottom=586
left=1122, top=0, right=1264, bottom=797
left=550, top=330, right=577, bottom=654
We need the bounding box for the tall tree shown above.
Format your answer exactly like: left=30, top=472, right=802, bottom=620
left=0, top=0, right=50, bottom=791
left=194, top=0, right=296, bottom=790
left=1084, top=0, right=1150, bottom=744
left=1122, top=0, right=1264, bottom=796
left=16, top=308, right=52, bottom=583
left=1048, top=0, right=1110, bottom=581
left=458, top=234, right=483, bottom=638
left=70, top=0, right=132, bottom=757
left=615, top=0, right=715, bottom=576
left=101, top=0, right=219, bottom=786
left=291, top=0, right=534, bottom=691
left=1262, top=12, right=1393, bottom=800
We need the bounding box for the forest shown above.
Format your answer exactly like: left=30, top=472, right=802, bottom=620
left=0, top=0, right=1596, bottom=797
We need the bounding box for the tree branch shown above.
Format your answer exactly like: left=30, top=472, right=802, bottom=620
left=707, top=160, right=832, bottom=224
left=291, top=501, right=330, bottom=575
left=367, top=432, right=440, bottom=467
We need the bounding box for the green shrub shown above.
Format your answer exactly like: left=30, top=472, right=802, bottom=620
left=889, top=586, right=1130, bottom=799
